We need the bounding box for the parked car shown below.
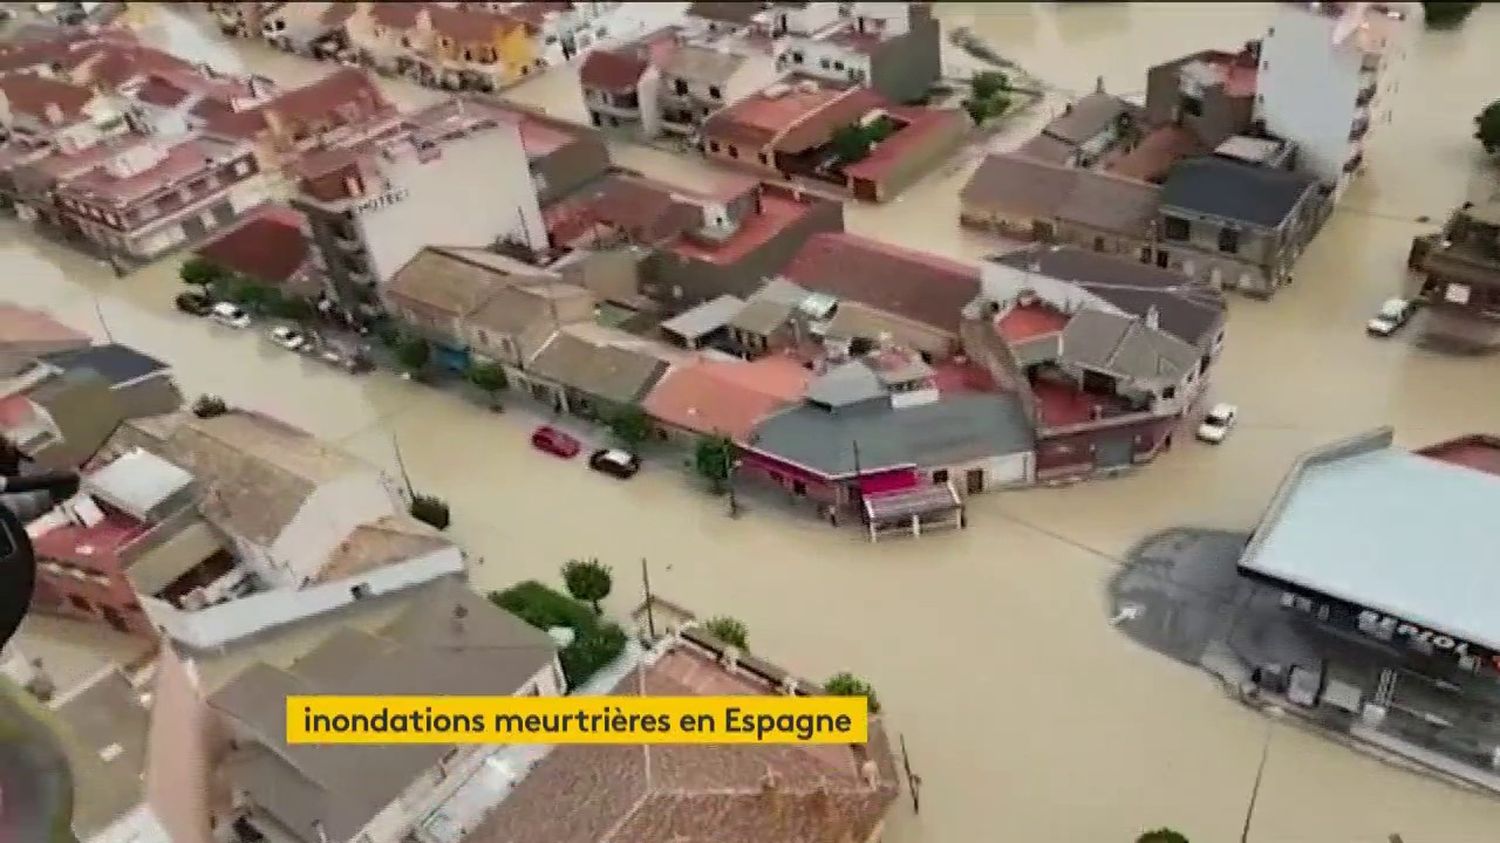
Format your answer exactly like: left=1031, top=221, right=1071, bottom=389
left=1366, top=297, right=1415, bottom=337
left=269, top=326, right=310, bottom=352
left=1196, top=403, right=1238, bottom=444
left=210, top=301, right=251, bottom=329
left=318, top=346, right=373, bottom=374
left=531, top=425, right=581, bottom=459
left=588, top=448, right=640, bottom=479
left=175, top=290, right=213, bottom=316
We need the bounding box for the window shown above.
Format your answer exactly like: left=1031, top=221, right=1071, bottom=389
left=833, top=60, right=845, bottom=71
left=758, top=152, right=770, bottom=165
left=1155, top=250, right=1170, bottom=269
left=1093, top=236, right=1105, bottom=251
left=709, top=85, right=722, bottom=100
left=792, top=51, right=804, bottom=63
left=708, top=140, right=720, bottom=152
left=792, top=480, right=807, bottom=496
left=69, top=594, right=92, bottom=613
left=1139, top=247, right=1151, bottom=264
left=1179, top=95, right=1203, bottom=117
left=1162, top=216, right=1190, bottom=241
left=1162, top=386, right=1176, bottom=400
left=820, top=58, right=831, bottom=69
left=275, top=19, right=285, bottom=30
left=727, top=145, right=738, bottom=158
left=932, top=469, right=949, bottom=484
left=674, top=78, right=688, bottom=95
left=1218, top=227, right=1239, bottom=254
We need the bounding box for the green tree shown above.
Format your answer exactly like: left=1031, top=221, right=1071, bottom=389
left=268, top=293, right=315, bottom=323
left=467, top=361, right=509, bottom=409
left=970, top=70, right=1009, bottom=101
left=179, top=256, right=225, bottom=288
left=561, top=558, right=613, bottom=614
left=1476, top=99, right=1500, bottom=154
left=703, top=616, right=748, bottom=650
left=1136, top=829, right=1189, bottom=843
left=1423, top=1, right=1478, bottom=27
left=824, top=672, right=881, bottom=713
left=396, top=336, right=431, bottom=376
left=608, top=406, right=652, bottom=449
left=830, top=123, right=875, bottom=163
left=229, top=280, right=275, bottom=314
left=693, top=434, right=734, bottom=494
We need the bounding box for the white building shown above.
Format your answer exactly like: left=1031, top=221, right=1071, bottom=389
left=1255, top=1, right=1421, bottom=198
left=292, top=97, right=546, bottom=310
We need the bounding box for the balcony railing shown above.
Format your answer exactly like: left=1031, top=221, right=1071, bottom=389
left=1355, top=82, right=1375, bottom=107
left=1349, top=117, right=1370, bottom=142
left=1344, top=152, right=1364, bottom=174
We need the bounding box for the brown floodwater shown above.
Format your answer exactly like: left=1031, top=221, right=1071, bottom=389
left=7, top=4, right=1500, bottom=841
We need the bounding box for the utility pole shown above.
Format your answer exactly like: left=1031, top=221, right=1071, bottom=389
left=640, top=557, right=656, bottom=639
left=1239, top=721, right=1275, bottom=843
left=899, top=733, right=922, bottom=814
left=391, top=432, right=416, bottom=500
left=93, top=294, right=115, bottom=343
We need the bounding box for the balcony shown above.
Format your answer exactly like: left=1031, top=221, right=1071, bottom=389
left=1349, top=117, right=1370, bottom=142
left=333, top=231, right=363, bottom=251
left=1355, top=81, right=1376, bottom=107
left=1343, top=152, right=1364, bottom=174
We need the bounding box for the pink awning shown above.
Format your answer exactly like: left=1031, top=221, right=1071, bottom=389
left=857, top=469, right=921, bottom=496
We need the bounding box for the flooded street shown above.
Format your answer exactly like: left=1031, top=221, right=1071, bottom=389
left=7, top=3, right=1500, bottom=841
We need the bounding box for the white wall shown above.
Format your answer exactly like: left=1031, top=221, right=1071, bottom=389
left=778, top=36, right=870, bottom=85
left=270, top=470, right=403, bottom=586
left=143, top=545, right=465, bottom=649
left=355, top=122, right=545, bottom=286
left=637, top=65, right=663, bottom=136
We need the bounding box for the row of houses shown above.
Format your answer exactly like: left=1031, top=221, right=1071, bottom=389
left=960, top=1, right=1420, bottom=299
left=208, top=1, right=623, bottom=89
left=577, top=2, right=956, bottom=202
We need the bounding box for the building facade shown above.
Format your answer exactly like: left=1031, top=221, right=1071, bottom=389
left=1255, top=1, right=1420, bottom=198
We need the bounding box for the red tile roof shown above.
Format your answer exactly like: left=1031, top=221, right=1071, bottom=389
left=841, top=106, right=966, bottom=182
left=644, top=355, right=812, bottom=441
left=63, top=137, right=238, bottom=206
left=467, top=643, right=897, bottom=843
left=1417, top=435, right=1500, bottom=478
left=195, top=206, right=310, bottom=288
left=369, top=1, right=426, bottom=29
left=996, top=303, right=1069, bottom=343
left=1106, top=124, right=1206, bottom=184
left=704, top=82, right=885, bottom=153
left=63, top=41, right=196, bottom=90
left=0, top=303, right=90, bottom=349
left=132, top=75, right=190, bottom=108
left=0, top=73, right=95, bottom=123
left=32, top=508, right=148, bottom=566
left=198, top=67, right=390, bottom=141
left=427, top=5, right=524, bottom=43
left=782, top=231, right=980, bottom=332
left=670, top=188, right=817, bottom=266
left=578, top=48, right=650, bottom=92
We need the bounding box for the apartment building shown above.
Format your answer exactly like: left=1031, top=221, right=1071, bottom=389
left=1413, top=192, right=1500, bottom=349
left=291, top=96, right=545, bottom=311
left=50, top=133, right=269, bottom=260
left=1255, top=1, right=1420, bottom=198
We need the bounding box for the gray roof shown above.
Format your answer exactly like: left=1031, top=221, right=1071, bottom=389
left=209, top=577, right=557, bottom=843
left=51, top=668, right=150, bottom=838
left=41, top=343, right=168, bottom=387
left=1241, top=433, right=1500, bottom=652
left=1160, top=156, right=1318, bottom=229
left=660, top=294, right=745, bottom=342
left=1042, top=92, right=1135, bottom=145
left=728, top=279, right=808, bottom=335
left=961, top=154, right=1160, bottom=238
left=749, top=393, right=1036, bottom=477
left=660, top=44, right=745, bottom=84
left=992, top=246, right=1225, bottom=348
left=805, top=361, right=885, bottom=408
left=1060, top=309, right=1200, bottom=385
left=527, top=331, right=669, bottom=405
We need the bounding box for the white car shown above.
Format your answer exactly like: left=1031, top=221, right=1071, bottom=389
left=1196, top=403, right=1238, bottom=444
left=270, top=326, right=309, bottom=352
left=1366, top=297, right=1414, bottom=337
left=210, top=302, right=251, bottom=329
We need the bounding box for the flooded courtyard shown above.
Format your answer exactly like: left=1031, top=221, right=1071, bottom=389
left=6, top=3, right=1500, bottom=840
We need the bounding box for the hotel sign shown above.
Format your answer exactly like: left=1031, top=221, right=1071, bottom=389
left=353, top=188, right=409, bottom=215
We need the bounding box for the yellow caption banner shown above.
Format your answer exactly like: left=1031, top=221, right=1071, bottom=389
left=287, top=695, right=868, bottom=745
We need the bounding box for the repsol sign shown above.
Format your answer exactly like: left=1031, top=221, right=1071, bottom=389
left=1358, top=609, right=1500, bottom=669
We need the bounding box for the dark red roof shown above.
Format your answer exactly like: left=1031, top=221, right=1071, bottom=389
left=579, top=49, right=649, bottom=92
left=195, top=206, right=310, bottom=287
left=369, top=2, right=426, bottom=29
left=427, top=5, right=524, bottom=42
left=198, top=68, right=390, bottom=140
left=132, top=75, right=190, bottom=108
left=0, top=74, right=94, bottom=122
left=782, top=231, right=980, bottom=333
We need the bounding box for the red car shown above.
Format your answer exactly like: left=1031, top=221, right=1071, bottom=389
left=531, top=425, right=581, bottom=458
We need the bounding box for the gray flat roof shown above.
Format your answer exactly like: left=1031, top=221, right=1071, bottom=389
left=660, top=294, right=744, bottom=341
left=1241, top=446, right=1500, bottom=651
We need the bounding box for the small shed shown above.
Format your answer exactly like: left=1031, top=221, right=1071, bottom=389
left=862, top=481, right=965, bottom=542
left=659, top=295, right=745, bottom=350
